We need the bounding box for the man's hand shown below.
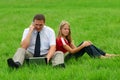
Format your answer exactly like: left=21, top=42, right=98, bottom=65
left=29, top=23, right=35, bottom=32
left=46, top=55, right=50, bottom=64
left=20, top=23, right=35, bottom=49
left=46, top=45, right=56, bottom=64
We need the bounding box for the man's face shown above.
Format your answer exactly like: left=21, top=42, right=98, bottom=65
left=33, top=19, right=45, bottom=31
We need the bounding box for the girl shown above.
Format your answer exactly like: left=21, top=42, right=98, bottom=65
left=56, top=20, right=115, bottom=62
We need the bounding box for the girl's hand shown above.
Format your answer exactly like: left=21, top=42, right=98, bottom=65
left=82, top=41, right=92, bottom=47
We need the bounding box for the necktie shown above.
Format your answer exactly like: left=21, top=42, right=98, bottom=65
left=34, top=32, right=40, bottom=57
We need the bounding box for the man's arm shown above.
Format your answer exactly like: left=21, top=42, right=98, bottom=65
left=46, top=28, right=56, bottom=63
left=20, top=24, right=34, bottom=49
left=46, top=45, right=56, bottom=63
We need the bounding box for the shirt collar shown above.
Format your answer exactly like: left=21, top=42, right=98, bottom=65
left=33, top=25, right=46, bottom=34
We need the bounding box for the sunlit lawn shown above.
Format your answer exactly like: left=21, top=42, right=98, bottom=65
left=0, top=0, right=120, bottom=80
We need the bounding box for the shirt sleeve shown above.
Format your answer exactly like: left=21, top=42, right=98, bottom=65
left=21, top=28, right=29, bottom=41
left=61, top=37, right=67, bottom=45
left=56, top=37, right=67, bottom=47
left=49, top=29, right=56, bottom=46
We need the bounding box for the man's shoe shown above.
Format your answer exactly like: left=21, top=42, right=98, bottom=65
left=7, top=58, right=20, bottom=68
left=54, top=63, right=65, bottom=68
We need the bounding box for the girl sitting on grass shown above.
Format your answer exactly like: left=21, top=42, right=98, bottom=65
left=56, top=20, right=117, bottom=62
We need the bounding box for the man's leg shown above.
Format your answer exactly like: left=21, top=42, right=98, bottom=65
left=24, top=51, right=34, bottom=64
left=25, top=50, right=33, bottom=59
left=52, top=51, right=65, bottom=68
left=7, top=48, right=26, bottom=68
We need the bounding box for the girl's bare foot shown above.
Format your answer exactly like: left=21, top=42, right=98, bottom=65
left=100, top=55, right=110, bottom=58
left=100, top=53, right=119, bottom=58
left=106, top=53, right=119, bottom=57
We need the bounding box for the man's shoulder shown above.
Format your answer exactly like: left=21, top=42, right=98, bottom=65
left=22, top=28, right=29, bottom=32
left=44, top=26, right=54, bottom=32
left=24, top=28, right=29, bottom=31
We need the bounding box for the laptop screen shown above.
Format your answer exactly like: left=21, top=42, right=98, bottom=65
left=26, top=57, right=47, bottom=65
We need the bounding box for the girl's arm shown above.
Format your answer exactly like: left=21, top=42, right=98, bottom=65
left=63, top=41, right=91, bottom=54
left=70, top=42, right=76, bottom=49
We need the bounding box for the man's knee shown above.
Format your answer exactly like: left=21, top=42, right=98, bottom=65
left=52, top=51, right=64, bottom=66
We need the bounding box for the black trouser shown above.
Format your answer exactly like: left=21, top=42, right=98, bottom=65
left=65, top=42, right=106, bottom=61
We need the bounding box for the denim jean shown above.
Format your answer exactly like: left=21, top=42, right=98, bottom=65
left=65, top=42, right=106, bottom=61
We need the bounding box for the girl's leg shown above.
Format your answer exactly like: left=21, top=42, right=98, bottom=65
left=65, top=42, right=86, bottom=61
left=92, top=45, right=106, bottom=56
left=69, top=42, right=87, bottom=60
left=74, top=41, right=106, bottom=58
left=74, top=48, right=86, bottom=59
left=85, top=45, right=101, bottom=58
left=64, top=53, right=73, bottom=62
left=85, top=45, right=106, bottom=58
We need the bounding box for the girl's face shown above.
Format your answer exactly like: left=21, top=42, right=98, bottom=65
left=61, top=24, right=70, bottom=37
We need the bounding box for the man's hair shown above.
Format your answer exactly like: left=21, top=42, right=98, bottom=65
left=33, top=14, right=45, bottom=22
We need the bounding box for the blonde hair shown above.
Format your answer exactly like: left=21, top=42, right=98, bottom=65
left=57, top=20, right=72, bottom=43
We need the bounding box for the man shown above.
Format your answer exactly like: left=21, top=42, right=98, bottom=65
left=7, top=14, right=65, bottom=68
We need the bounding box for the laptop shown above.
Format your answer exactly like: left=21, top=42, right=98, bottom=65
left=26, top=57, right=47, bottom=65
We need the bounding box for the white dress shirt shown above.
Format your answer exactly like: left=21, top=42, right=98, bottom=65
left=21, top=25, right=56, bottom=55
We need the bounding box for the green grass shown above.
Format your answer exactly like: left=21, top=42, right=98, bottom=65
left=0, top=0, right=120, bottom=80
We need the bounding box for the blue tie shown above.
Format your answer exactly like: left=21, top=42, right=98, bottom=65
left=34, top=32, right=40, bottom=57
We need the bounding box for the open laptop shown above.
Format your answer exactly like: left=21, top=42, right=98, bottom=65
left=26, top=57, right=47, bottom=65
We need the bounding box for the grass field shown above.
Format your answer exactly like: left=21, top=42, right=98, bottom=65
left=0, top=0, right=120, bottom=80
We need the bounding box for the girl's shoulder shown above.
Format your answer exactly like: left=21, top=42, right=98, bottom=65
left=56, top=37, right=69, bottom=44
left=56, top=37, right=65, bottom=41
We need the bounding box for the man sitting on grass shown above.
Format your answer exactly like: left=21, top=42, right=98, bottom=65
left=7, top=14, right=65, bottom=68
